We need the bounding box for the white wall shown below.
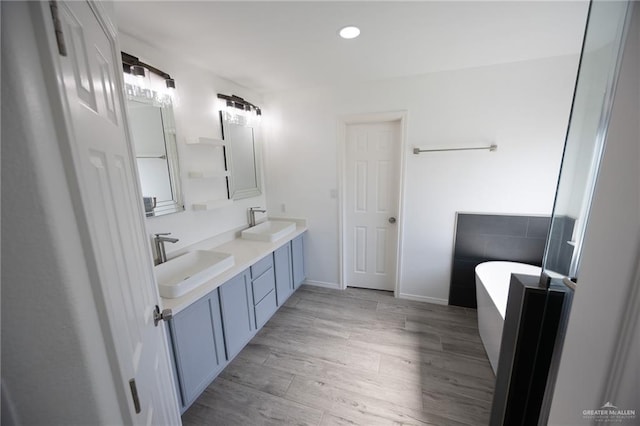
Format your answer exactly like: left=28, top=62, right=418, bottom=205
left=264, top=55, right=579, bottom=301
left=548, top=5, right=639, bottom=423
left=119, top=33, right=267, bottom=256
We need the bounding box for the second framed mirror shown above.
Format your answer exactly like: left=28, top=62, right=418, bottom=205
left=220, top=109, right=262, bottom=200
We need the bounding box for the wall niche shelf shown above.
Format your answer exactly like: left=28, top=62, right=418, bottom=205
left=185, top=135, right=230, bottom=211
left=192, top=199, right=233, bottom=211
left=185, top=137, right=224, bottom=146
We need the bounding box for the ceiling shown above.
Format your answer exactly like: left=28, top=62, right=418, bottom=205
left=115, top=1, right=589, bottom=94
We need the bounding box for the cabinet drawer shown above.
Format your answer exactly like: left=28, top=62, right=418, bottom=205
left=252, top=267, right=275, bottom=305
left=251, top=254, right=274, bottom=279
left=254, top=289, right=277, bottom=329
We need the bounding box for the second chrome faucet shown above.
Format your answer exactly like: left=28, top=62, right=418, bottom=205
left=248, top=207, right=266, bottom=227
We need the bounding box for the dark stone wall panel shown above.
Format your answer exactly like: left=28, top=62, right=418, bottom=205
left=449, top=213, right=551, bottom=308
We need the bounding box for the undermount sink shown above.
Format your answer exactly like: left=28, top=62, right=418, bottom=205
left=155, top=250, right=234, bottom=298
left=241, top=220, right=296, bottom=242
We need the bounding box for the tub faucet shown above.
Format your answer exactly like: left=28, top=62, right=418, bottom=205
left=248, top=207, right=266, bottom=227
left=154, top=233, right=179, bottom=265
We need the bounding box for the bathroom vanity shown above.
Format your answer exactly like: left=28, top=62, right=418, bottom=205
left=160, top=224, right=306, bottom=411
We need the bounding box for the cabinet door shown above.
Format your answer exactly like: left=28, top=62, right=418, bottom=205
left=274, top=243, right=293, bottom=305
left=169, top=291, right=226, bottom=408
left=291, top=234, right=306, bottom=289
left=219, top=270, right=255, bottom=360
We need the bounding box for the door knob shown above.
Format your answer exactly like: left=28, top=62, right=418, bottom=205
left=153, top=305, right=173, bottom=326
left=388, top=217, right=397, bottom=224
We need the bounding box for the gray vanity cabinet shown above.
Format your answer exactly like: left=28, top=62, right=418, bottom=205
left=291, top=234, right=306, bottom=289
left=274, top=243, right=294, bottom=305
left=219, top=270, right=255, bottom=360
left=166, top=232, right=306, bottom=411
left=168, top=289, right=226, bottom=409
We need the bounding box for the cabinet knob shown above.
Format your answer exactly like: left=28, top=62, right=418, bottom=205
left=388, top=217, right=397, bottom=224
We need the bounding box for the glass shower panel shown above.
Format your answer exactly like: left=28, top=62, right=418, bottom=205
left=542, top=0, right=632, bottom=281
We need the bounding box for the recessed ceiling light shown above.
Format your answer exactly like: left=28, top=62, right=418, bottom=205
left=339, top=26, right=360, bottom=40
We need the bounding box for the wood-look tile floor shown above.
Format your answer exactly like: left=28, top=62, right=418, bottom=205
left=182, top=285, right=495, bottom=426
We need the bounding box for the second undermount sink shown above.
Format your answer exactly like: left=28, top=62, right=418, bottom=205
left=155, top=250, right=234, bottom=298
left=241, top=220, right=296, bottom=242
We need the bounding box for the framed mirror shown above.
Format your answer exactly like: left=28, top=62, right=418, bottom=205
left=126, top=92, right=184, bottom=217
left=220, top=110, right=262, bottom=200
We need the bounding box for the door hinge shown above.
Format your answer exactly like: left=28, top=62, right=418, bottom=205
left=153, top=305, right=173, bottom=326
left=49, top=1, right=67, bottom=56
left=128, top=379, right=141, bottom=414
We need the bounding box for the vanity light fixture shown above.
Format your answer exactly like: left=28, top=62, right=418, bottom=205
left=122, top=52, right=176, bottom=105
left=122, top=52, right=176, bottom=89
left=218, top=93, right=262, bottom=126
left=339, top=26, right=360, bottom=39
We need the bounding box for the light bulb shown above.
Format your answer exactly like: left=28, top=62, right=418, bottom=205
left=339, top=26, right=360, bottom=39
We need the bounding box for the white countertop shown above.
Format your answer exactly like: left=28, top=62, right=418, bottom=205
left=160, top=222, right=307, bottom=315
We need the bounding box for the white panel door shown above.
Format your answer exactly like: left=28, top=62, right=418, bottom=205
left=345, top=121, right=401, bottom=291
left=46, top=2, right=180, bottom=424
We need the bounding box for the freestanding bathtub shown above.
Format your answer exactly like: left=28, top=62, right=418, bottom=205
left=475, top=261, right=542, bottom=374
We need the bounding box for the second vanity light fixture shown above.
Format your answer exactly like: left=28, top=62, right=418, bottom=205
left=217, top=94, right=262, bottom=116
left=217, top=93, right=262, bottom=126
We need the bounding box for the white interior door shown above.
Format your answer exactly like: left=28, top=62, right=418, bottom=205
left=345, top=121, right=401, bottom=291
left=46, top=2, right=180, bottom=424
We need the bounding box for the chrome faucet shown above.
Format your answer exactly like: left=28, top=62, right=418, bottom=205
left=248, top=207, right=266, bottom=227
left=154, top=233, right=179, bottom=265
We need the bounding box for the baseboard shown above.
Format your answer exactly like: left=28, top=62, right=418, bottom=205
left=299, top=283, right=449, bottom=305
left=302, top=280, right=341, bottom=290
left=398, top=292, right=449, bottom=305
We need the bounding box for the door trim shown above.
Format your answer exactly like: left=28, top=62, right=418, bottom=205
left=337, top=111, right=408, bottom=296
